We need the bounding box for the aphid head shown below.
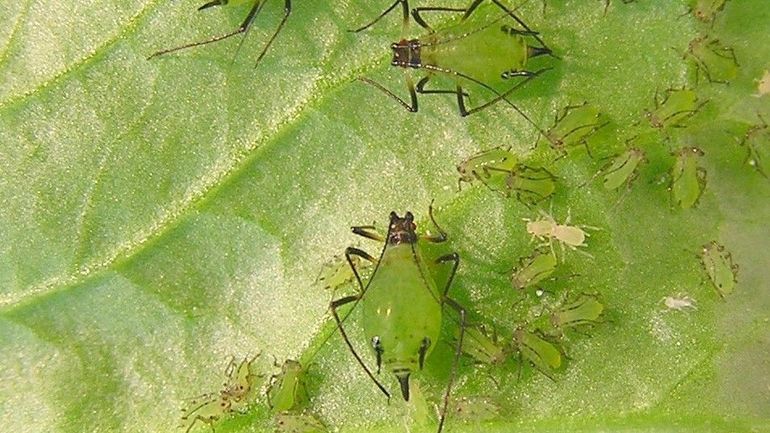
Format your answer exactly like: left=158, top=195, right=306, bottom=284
left=391, top=39, right=421, bottom=68
left=387, top=211, right=418, bottom=245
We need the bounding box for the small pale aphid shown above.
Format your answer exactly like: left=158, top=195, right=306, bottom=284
left=755, top=70, right=770, bottom=97
left=452, top=396, right=500, bottom=423
left=700, top=241, right=738, bottom=298
left=684, top=35, right=738, bottom=85
left=511, top=327, right=562, bottom=380
left=275, top=412, right=326, bottom=433
left=548, top=293, right=605, bottom=336
left=524, top=209, right=596, bottom=258
left=180, top=355, right=261, bottom=433
left=315, top=255, right=370, bottom=292
left=458, top=325, right=507, bottom=366
left=268, top=359, right=309, bottom=414
left=456, top=147, right=519, bottom=195
left=644, top=87, right=706, bottom=130
left=670, top=147, right=707, bottom=209
left=602, top=147, right=647, bottom=191
left=687, top=0, right=728, bottom=24
left=663, top=295, right=698, bottom=311
left=544, top=102, right=606, bottom=155
left=510, top=250, right=557, bottom=290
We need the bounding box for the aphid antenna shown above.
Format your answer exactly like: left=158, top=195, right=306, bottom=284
left=147, top=0, right=291, bottom=69
left=349, top=0, right=410, bottom=33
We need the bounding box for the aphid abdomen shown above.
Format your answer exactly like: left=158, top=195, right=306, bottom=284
left=424, top=22, right=530, bottom=85
left=362, top=244, right=442, bottom=390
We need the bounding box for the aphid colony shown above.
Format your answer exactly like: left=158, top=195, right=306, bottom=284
left=181, top=355, right=324, bottom=433
left=157, top=1, right=746, bottom=432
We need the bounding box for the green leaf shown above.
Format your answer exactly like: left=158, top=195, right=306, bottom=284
left=1, top=1, right=768, bottom=433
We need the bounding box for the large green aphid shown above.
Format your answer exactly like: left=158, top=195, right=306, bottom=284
left=506, top=164, right=557, bottom=205
left=684, top=35, right=739, bottom=84
left=148, top=0, right=291, bottom=67
left=644, top=87, right=707, bottom=130
left=544, top=102, right=607, bottom=155
left=352, top=0, right=554, bottom=136
left=267, top=359, right=309, bottom=414
left=511, top=326, right=562, bottom=379
left=671, top=146, right=707, bottom=209
left=548, top=293, right=605, bottom=336
left=700, top=241, right=739, bottom=298
left=180, top=355, right=261, bottom=433
left=600, top=147, right=646, bottom=191
left=457, top=147, right=520, bottom=194
left=510, top=249, right=557, bottom=291
left=330, top=207, right=466, bottom=433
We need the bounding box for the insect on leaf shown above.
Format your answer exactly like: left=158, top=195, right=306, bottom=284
left=510, top=250, right=558, bottom=290
left=700, top=241, right=738, bottom=298
left=671, top=147, right=707, bottom=209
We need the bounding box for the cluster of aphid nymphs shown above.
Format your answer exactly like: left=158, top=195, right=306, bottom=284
left=458, top=292, right=605, bottom=380
left=180, top=355, right=324, bottom=433
left=456, top=146, right=556, bottom=206
left=180, top=356, right=260, bottom=433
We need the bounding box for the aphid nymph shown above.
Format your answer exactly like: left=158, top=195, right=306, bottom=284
left=524, top=209, right=597, bottom=258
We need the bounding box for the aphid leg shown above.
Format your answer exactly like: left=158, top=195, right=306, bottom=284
left=148, top=0, right=290, bottom=68
left=415, top=76, right=470, bottom=98
left=330, top=294, right=392, bottom=400
left=350, top=0, right=409, bottom=33
left=411, top=6, right=467, bottom=32
left=345, top=247, right=378, bottom=291
left=441, top=66, right=553, bottom=141
left=254, top=0, right=292, bottom=67
left=439, top=297, right=466, bottom=433
left=351, top=225, right=385, bottom=242
left=435, top=251, right=464, bottom=433
left=421, top=201, right=449, bottom=243
left=471, top=0, right=551, bottom=50
left=358, top=73, right=419, bottom=112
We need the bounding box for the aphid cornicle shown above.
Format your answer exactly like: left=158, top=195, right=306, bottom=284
left=330, top=206, right=466, bottom=433
left=353, top=0, right=554, bottom=135
left=148, top=0, right=291, bottom=66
